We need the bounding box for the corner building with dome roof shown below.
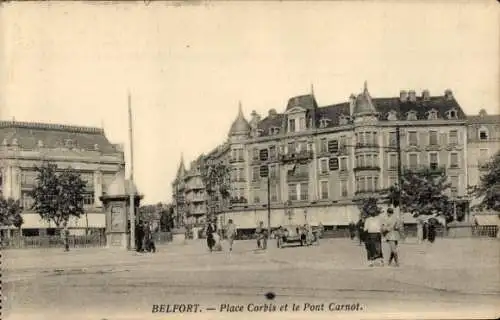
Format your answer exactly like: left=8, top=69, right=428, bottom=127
left=173, top=83, right=497, bottom=231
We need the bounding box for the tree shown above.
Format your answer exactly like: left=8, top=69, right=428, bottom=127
left=359, top=197, right=382, bottom=219
left=0, top=196, right=24, bottom=230
left=199, top=157, right=231, bottom=223
left=30, top=162, right=87, bottom=230
left=387, top=167, right=452, bottom=219
left=470, top=151, right=500, bottom=212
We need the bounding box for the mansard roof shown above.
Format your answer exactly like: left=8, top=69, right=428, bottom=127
left=0, top=120, right=120, bottom=153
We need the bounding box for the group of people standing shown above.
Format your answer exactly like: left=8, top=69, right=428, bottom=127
left=205, top=219, right=238, bottom=252
left=135, top=221, right=156, bottom=253
left=357, top=208, right=403, bottom=267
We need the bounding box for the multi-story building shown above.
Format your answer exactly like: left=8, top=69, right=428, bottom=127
left=175, top=83, right=474, bottom=230
left=183, top=156, right=208, bottom=225
left=0, top=120, right=126, bottom=237
left=466, top=109, right=500, bottom=214
left=171, top=155, right=187, bottom=227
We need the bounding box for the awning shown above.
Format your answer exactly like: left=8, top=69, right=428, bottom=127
left=18, top=213, right=106, bottom=229
left=473, top=214, right=500, bottom=226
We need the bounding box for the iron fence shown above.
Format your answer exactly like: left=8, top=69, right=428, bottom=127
left=1, top=234, right=107, bottom=250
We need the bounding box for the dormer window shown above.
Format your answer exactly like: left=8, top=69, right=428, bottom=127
left=479, top=127, right=489, bottom=141
left=268, top=127, right=280, bottom=135
left=94, top=144, right=100, bottom=151
left=406, top=110, right=418, bottom=121
left=446, top=109, right=458, bottom=120
left=319, top=118, right=331, bottom=128
left=288, top=119, right=296, bottom=133
left=338, top=115, right=350, bottom=125
left=37, top=140, right=44, bottom=147
left=12, top=138, right=18, bottom=146
left=427, top=109, right=438, bottom=120
left=256, top=129, right=264, bottom=137
left=387, top=110, right=398, bottom=121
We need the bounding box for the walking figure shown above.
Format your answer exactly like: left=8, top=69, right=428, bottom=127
left=255, top=221, right=267, bottom=250
left=206, top=221, right=217, bottom=252
left=225, top=219, right=237, bottom=252
left=382, top=208, right=402, bottom=267
left=363, top=213, right=384, bottom=267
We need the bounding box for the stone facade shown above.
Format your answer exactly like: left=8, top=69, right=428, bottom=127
left=0, top=121, right=125, bottom=235
left=174, top=84, right=495, bottom=229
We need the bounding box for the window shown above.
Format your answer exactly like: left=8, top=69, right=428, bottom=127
left=448, top=110, right=457, bottom=119
left=339, top=157, right=348, bottom=171
left=83, top=193, right=94, bottom=206
left=388, top=175, right=397, bottom=188
left=253, top=189, right=261, bottom=203
left=389, top=153, right=397, bottom=169
left=21, top=192, right=34, bottom=210
left=299, top=117, right=306, bottom=131
left=259, top=149, right=269, bottom=161
left=450, top=176, right=459, bottom=195
left=320, top=181, right=329, bottom=200
left=287, top=142, right=296, bottom=154
left=252, top=166, right=260, bottom=181
left=300, top=183, right=308, bottom=200
left=448, top=130, right=458, bottom=144
left=270, top=185, right=278, bottom=202
left=319, top=159, right=328, bottom=174
left=407, top=111, right=417, bottom=121
left=298, top=141, right=307, bottom=152
left=319, top=138, right=328, bottom=153
left=408, top=131, right=418, bottom=146
left=340, top=180, right=348, bottom=197
left=479, top=128, right=488, bottom=141
left=450, top=153, right=459, bottom=168
left=319, top=119, right=329, bottom=128
left=409, top=153, right=418, bottom=169
left=288, top=119, right=296, bottom=132
left=429, top=131, right=438, bottom=145
left=428, top=110, right=438, bottom=120
left=288, top=184, right=298, bottom=201
left=387, top=111, right=398, bottom=121
left=328, top=140, right=339, bottom=153
left=20, top=171, right=37, bottom=187
left=388, top=132, right=397, bottom=148
left=252, top=148, right=259, bottom=160
left=269, top=145, right=276, bottom=159
left=429, top=153, right=439, bottom=169
left=269, top=164, right=278, bottom=178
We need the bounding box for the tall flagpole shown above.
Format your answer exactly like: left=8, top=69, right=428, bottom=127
left=128, top=91, right=136, bottom=250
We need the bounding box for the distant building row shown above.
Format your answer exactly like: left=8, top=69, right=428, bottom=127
left=172, top=83, right=500, bottom=229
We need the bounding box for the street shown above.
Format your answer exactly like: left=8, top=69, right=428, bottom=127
left=3, top=238, right=499, bottom=320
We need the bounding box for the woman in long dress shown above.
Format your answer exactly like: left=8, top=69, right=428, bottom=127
left=206, top=222, right=216, bottom=252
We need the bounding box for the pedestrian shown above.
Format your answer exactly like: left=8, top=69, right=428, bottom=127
left=382, top=208, right=402, bottom=267
left=255, top=221, right=267, bottom=250
left=225, top=219, right=237, bottom=252
left=62, top=223, right=70, bottom=252
left=135, top=221, right=144, bottom=252
left=206, top=221, right=217, bottom=252
left=348, top=222, right=356, bottom=240
left=363, top=212, right=384, bottom=267
left=356, top=218, right=366, bottom=246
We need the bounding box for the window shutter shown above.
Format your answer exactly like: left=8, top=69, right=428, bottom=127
left=329, top=157, right=339, bottom=171
left=420, top=131, right=428, bottom=146
left=328, top=140, right=339, bottom=153
left=439, top=132, right=447, bottom=145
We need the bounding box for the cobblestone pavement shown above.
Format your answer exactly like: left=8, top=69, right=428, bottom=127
left=2, top=238, right=499, bottom=320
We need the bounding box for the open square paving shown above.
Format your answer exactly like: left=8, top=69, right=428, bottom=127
left=2, top=238, right=499, bottom=320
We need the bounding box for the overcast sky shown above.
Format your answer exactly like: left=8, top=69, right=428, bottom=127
left=1, top=1, right=498, bottom=204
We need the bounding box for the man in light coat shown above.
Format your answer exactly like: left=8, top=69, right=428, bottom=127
left=382, top=208, right=402, bottom=266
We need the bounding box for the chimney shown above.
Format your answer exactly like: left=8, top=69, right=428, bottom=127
left=422, top=89, right=430, bottom=101
left=268, top=109, right=277, bottom=118
left=349, top=94, right=356, bottom=116
left=400, top=90, right=408, bottom=102
left=408, top=90, right=417, bottom=102
left=479, top=109, right=487, bottom=117
left=444, top=89, right=454, bottom=100
left=250, top=110, right=261, bottom=124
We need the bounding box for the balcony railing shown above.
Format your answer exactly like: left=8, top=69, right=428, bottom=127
left=403, top=165, right=446, bottom=174
left=229, top=197, right=248, bottom=205
left=280, top=150, right=314, bottom=163
left=287, top=172, right=309, bottom=182
left=355, top=143, right=379, bottom=149
left=478, top=161, right=490, bottom=171
left=229, top=158, right=245, bottom=163
left=353, top=166, right=381, bottom=172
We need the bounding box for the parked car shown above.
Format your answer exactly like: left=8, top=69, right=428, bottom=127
left=276, top=225, right=308, bottom=248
